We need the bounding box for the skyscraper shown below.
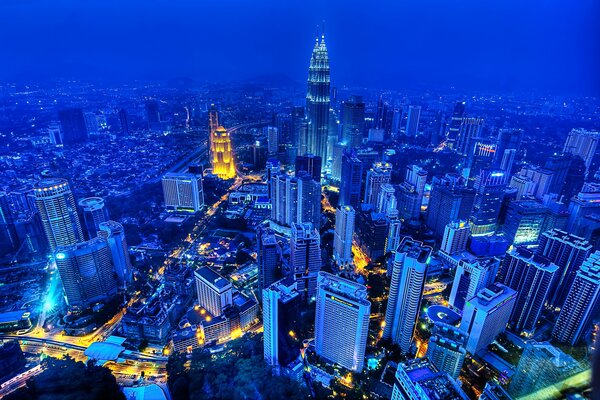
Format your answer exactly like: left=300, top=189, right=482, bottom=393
left=211, top=126, right=236, bottom=179
left=333, top=205, right=355, bottom=268
left=449, top=257, right=499, bottom=312
left=494, top=128, right=523, bottom=172
left=562, top=128, right=600, bottom=175
left=194, top=267, right=233, bottom=317
left=161, top=173, right=205, bottom=213
left=391, top=358, right=469, bottom=400
left=296, top=171, right=321, bottom=229
left=208, top=104, right=219, bottom=160
left=315, top=272, right=370, bottom=372
left=460, top=283, right=517, bottom=354
left=145, top=100, right=161, bottom=131
left=376, top=184, right=397, bottom=217
left=341, top=95, right=366, bottom=149
left=339, top=150, right=364, bottom=209
left=306, top=31, right=330, bottom=168
left=470, top=169, right=507, bottom=236
left=78, top=197, right=110, bottom=239
left=426, top=322, right=468, bottom=379
left=270, top=172, right=320, bottom=228
left=118, top=108, right=129, bottom=136
left=98, top=220, right=132, bottom=290
left=426, top=174, right=475, bottom=240
left=58, top=108, right=88, bottom=144
left=499, top=246, right=558, bottom=336
left=404, top=105, right=421, bottom=137
left=34, top=178, right=84, bottom=252
left=446, top=101, right=466, bottom=149
left=455, top=118, right=484, bottom=156
left=501, top=200, right=549, bottom=246
left=383, top=238, right=431, bottom=353
left=364, top=162, right=392, bottom=206
left=440, top=220, right=470, bottom=256
left=257, top=228, right=282, bottom=292
left=290, top=223, right=321, bottom=301
left=295, top=154, right=322, bottom=181
left=265, top=126, right=279, bottom=155
left=552, top=251, right=600, bottom=345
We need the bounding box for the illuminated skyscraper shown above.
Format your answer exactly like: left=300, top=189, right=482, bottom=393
left=470, top=169, right=507, bottom=236
left=440, top=220, right=470, bottom=256
left=306, top=31, right=330, bottom=168
left=333, top=205, right=355, bottom=268
left=78, top=197, right=110, bottom=239
left=449, top=258, right=499, bottom=312
left=295, top=154, right=322, bottom=181
left=426, top=322, right=467, bottom=379
left=98, top=220, right=132, bottom=290
left=339, top=149, right=363, bottom=209
left=290, top=223, right=321, bottom=301
left=364, top=162, right=392, bottom=206
left=34, top=178, right=84, bottom=252
left=562, top=128, right=600, bottom=175
left=210, top=126, right=236, bottom=179
left=404, top=105, right=421, bottom=137
left=315, top=272, right=370, bottom=372
left=341, top=95, right=365, bottom=149
left=257, top=227, right=282, bottom=292
left=426, top=174, right=475, bottom=240
left=161, top=173, right=205, bottom=212
left=501, top=200, right=548, bottom=246
left=391, top=357, right=468, bottom=400
left=194, top=267, right=233, bottom=317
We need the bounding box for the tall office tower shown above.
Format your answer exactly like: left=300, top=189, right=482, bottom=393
left=364, top=162, right=392, bottom=206
left=276, top=113, right=292, bottom=145
left=265, top=159, right=280, bottom=199
left=295, top=154, right=322, bottom=181
left=518, top=165, right=554, bottom=200
left=315, top=272, right=370, bottom=372
left=390, top=108, right=403, bottom=138
left=426, top=323, right=468, bottom=379
left=449, top=258, right=499, bottom=312
left=291, top=106, right=307, bottom=157
left=494, top=128, right=523, bottom=171
left=210, top=126, right=236, bottom=179
left=327, top=108, right=339, bottom=167
left=333, top=206, right=355, bottom=267
left=455, top=117, right=484, bottom=156
left=510, top=174, right=536, bottom=199
left=480, top=381, right=513, bottom=400
left=446, top=101, right=466, bottom=149
left=145, top=100, right=161, bottom=130
left=460, top=283, right=517, bottom=354
left=331, top=142, right=347, bottom=182
left=509, top=341, right=583, bottom=398
left=270, top=174, right=298, bottom=226
left=194, top=267, right=233, bottom=317
left=405, top=165, right=427, bottom=198
left=376, top=184, right=397, bottom=217
left=341, top=95, right=366, bottom=149
left=440, top=220, right=470, bottom=255
left=161, top=173, right=204, bottom=213
left=501, top=200, right=548, bottom=246
left=567, top=183, right=600, bottom=234
left=118, top=109, right=129, bottom=136
left=374, top=95, right=387, bottom=131
left=296, top=171, right=321, bottom=229
left=257, top=229, right=282, bottom=292
left=339, top=150, right=364, bottom=209
left=263, top=278, right=301, bottom=371
left=290, top=223, right=321, bottom=301
left=499, top=148, right=517, bottom=173
left=537, top=229, right=592, bottom=311
left=58, top=108, right=88, bottom=144
left=552, top=251, right=600, bottom=345
left=355, top=209, right=389, bottom=259
left=563, top=128, right=600, bottom=175
left=265, top=126, right=279, bottom=155
left=34, top=178, right=84, bottom=252
left=498, top=246, right=558, bottom=336
left=562, top=155, right=586, bottom=201
left=470, top=169, right=507, bottom=236
left=306, top=31, right=330, bottom=169
left=391, top=358, right=469, bottom=400
left=383, top=238, right=431, bottom=353
left=83, top=112, right=99, bottom=135
left=97, top=221, right=132, bottom=290
left=208, top=104, right=219, bottom=158
left=0, top=193, right=18, bottom=255
left=77, top=197, right=109, bottom=239
left=397, top=165, right=428, bottom=221
left=54, top=237, right=118, bottom=310
left=426, top=175, right=475, bottom=240
left=404, top=105, right=421, bottom=137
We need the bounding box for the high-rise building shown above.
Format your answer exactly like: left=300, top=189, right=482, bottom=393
left=404, top=105, right=421, bottom=137
left=376, top=184, right=397, bottom=217
left=315, top=272, right=370, bottom=372
left=426, top=323, right=468, bottom=379
left=339, top=150, right=364, bottom=209
left=470, top=169, right=507, bottom=236
left=440, top=220, right=470, bottom=256
left=537, top=229, right=592, bottom=311
left=78, top=197, right=110, bottom=239
left=460, top=283, right=517, bottom=354
left=426, top=174, right=475, bottom=239
left=355, top=208, right=389, bottom=260
left=364, top=162, right=392, bottom=206
left=0, top=192, right=18, bottom=255
left=306, top=32, right=330, bottom=168
left=333, top=206, right=355, bottom=267
left=210, top=126, right=236, bottom=179
left=291, top=106, right=307, bottom=158
left=270, top=172, right=320, bottom=228
left=34, top=178, right=84, bottom=252
left=383, top=238, right=431, bottom=353
left=455, top=117, right=484, bottom=156
left=499, top=246, right=558, bottom=336
left=502, top=200, right=549, bottom=246
left=295, top=154, right=322, bottom=181
left=396, top=165, right=427, bottom=221
left=54, top=237, right=118, bottom=311
left=567, top=183, right=600, bottom=234
left=290, top=223, right=321, bottom=301
left=446, top=101, right=466, bottom=149
left=509, top=174, right=536, bottom=199
left=494, top=128, right=523, bottom=173
left=194, top=267, right=233, bottom=317
left=263, top=278, right=301, bottom=371
left=265, top=126, right=278, bottom=155
left=449, top=258, right=499, bottom=313
left=98, top=220, right=132, bottom=290
left=266, top=159, right=280, bottom=199
left=58, top=108, right=88, bottom=144
left=552, top=251, right=600, bottom=345
left=518, top=165, right=554, bottom=200
left=341, top=95, right=366, bottom=149
left=257, top=228, right=282, bottom=292
left=330, top=142, right=347, bottom=182
left=118, top=108, right=129, bottom=136
left=296, top=171, right=321, bottom=229
left=208, top=104, right=219, bottom=159
left=161, top=173, right=204, bottom=213
left=562, top=128, right=600, bottom=175
left=480, top=381, right=513, bottom=400
left=145, top=100, right=161, bottom=130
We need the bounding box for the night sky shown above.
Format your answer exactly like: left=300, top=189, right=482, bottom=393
left=1, top=0, right=599, bottom=94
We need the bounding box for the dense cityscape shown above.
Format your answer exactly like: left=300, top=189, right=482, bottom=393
left=1, top=3, right=600, bottom=400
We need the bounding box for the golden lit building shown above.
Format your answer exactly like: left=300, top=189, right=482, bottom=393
left=211, top=126, right=236, bottom=179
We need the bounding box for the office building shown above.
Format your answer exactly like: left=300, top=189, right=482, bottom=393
left=265, top=126, right=278, bottom=155
left=54, top=237, right=119, bottom=311
left=499, top=247, right=558, bottom=336
left=145, top=100, right=161, bottom=130
left=333, top=206, right=355, bottom=268
left=567, top=183, right=600, bottom=235
left=563, top=128, right=600, bottom=174
left=501, top=200, right=548, bottom=246
left=460, top=283, right=517, bottom=354
left=455, top=117, right=484, bottom=156
left=118, top=108, right=129, bottom=136
left=330, top=142, right=347, bottom=182
left=518, top=165, right=554, bottom=200
left=376, top=184, right=397, bottom=217
left=391, top=357, right=468, bottom=400
left=537, top=229, right=592, bottom=311
left=440, top=220, right=470, bottom=255
left=470, top=169, right=507, bottom=236
left=426, top=174, right=475, bottom=239
left=449, top=258, right=499, bottom=312
left=271, top=172, right=320, bottom=228
left=263, top=278, right=301, bottom=371
left=383, top=238, right=431, bottom=353
left=78, top=197, right=110, bottom=239
left=315, top=272, right=370, bottom=372
left=306, top=31, right=330, bottom=168
left=339, top=150, right=364, bottom=209
left=404, top=105, right=421, bottom=137
left=296, top=170, right=321, bottom=229
left=364, top=162, right=392, bottom=206
left=98, top=221, right=132, bottom=290
left=295, top=154, right=322, bottom=181
left=494, top=128, right=523, bottom=172
left=257, top=228, right=282, bottom=292
left=290, top=223, right=321, bottom=301
left=211, top=126, right=236, bottom=179
left=509, top=174, right=535, bottom=199
left=194, top=267, right=233, bottom=317
left=341, top=95, right=366, bottom=149
left=552, top=251, right=600, bottom=345
left=291, top=106, right=307, bottom=157
left=480, top=381, right=513, bottom=400
left=58, top=108, right=88, bottom=144
left=355, top=207, right=389, bottom=260
left=161, top=173, right=204, bottom=213
left=34, top=178, right=84, bottom=252
left=426, top=323, right=468, bottom=379
left=446, top=101, right=466, bottom=149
